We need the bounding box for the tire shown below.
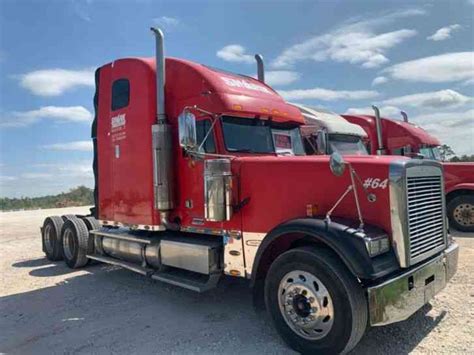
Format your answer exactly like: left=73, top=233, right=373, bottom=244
left=264, top=247, right=367, bottom=355
left=62, top=214, right=77, bottom=221
left=42, top=216, right=64, bottom=261
left=82, top=216, right=101, bottom=231
left=61, top=218, right=90, bottom=269
left=81, top=216, right=101, bottom=257
left=447, top=195, right=474, bottom=232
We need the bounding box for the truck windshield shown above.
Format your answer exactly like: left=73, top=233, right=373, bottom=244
left=328, top=134, right=368, bottom=155
left=222, top=116, right=305, bottom=155
left=420, top=146, right=442, bottom=160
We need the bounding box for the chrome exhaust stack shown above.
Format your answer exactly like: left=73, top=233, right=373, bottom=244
left=255, top=54, right=265, bottom=83
left=372, top=105, right=386, bottom=155
left=150, top=27, right=177, bottom=229
left=401, top=111, right=408, bottom=122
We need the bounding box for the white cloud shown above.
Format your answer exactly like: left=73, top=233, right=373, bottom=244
left=43, top=141, right=93, bottom=152
left=217, top=45, right=254, bottom=64
left=19, top=68, right=94, bottom=96
left=462, top=78, right=474, bottom=86
left=411, top=109, right=474, bottom=156
left=153, top=16, right=179, bottom=28
left=21, top=173, right=54, bottom=179
left=1, top=106, right=92, bottom=128
left=263, top=71, right=300, bottom=86
left=383, top=52, right=474, bottom=83
left=58, top=163, right=93, bottom=177
left=345, top=105, right=402, bottom=117
left=0, top=175, right=16, bottom=182
left=372, top=76, right=388, bottom=86
left=382, top=89, right=472, bottom=109
left=1, top=160, right=94, bottom=197
left=272, top=9, right=423, bottom=69
left=427, top=24, right=461, bottom=41
left=278, top=87, right=379, bottom=101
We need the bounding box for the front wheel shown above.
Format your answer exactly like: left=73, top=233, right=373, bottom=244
left=264, top=247, right=367, bottom=354
left=447, top=195, right=474, bottom=232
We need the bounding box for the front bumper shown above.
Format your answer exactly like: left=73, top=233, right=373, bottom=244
left=367, top=242, right=459, bottom=326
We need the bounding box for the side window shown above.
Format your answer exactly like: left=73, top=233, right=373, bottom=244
left=111, top=79, right=130, bottom=111
left=392, top=147, right=404, bottom=156
left=196, top=120, right=216, bottom=153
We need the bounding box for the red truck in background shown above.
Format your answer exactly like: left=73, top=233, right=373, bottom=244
left=342, top=108, right=474, bottom=232
left=40, top=28, right=459, bottom=354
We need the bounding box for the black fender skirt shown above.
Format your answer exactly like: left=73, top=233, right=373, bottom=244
left=250, top=217, right=400, bottom=285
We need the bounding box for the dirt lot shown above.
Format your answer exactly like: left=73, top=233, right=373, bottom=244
left=0, top=207, right=473, bottom=354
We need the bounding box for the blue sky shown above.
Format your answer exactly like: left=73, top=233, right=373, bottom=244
left=0, top=0, right=473, bottom=197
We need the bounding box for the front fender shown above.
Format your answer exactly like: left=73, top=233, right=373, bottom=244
left=446, top=183, right=474, bottom=195
left=250, top=218, right=399, bottom=286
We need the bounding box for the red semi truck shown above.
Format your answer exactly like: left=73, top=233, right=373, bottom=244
left=342, top=108, right=474, bottom=232
left=40, top=28, right=459, bottom=354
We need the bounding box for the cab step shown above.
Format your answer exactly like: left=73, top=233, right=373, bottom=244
left=87, top=254, right=221, bottom=292
left=152, top=267, right=221, bottom=293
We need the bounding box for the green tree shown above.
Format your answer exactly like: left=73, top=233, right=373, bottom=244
left=0, top=186, right=94, bottom=211
left=438, top=144, right=455, bottom=161
left=450, top=154, right=474, bottom=162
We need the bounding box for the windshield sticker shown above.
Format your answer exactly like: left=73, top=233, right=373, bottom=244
left=274, top=133, right=292, bottom=149
left=220, top=77, right=271, bottom=94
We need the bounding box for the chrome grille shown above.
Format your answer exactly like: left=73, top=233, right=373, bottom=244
left=406, top=175, right=445, bottom=262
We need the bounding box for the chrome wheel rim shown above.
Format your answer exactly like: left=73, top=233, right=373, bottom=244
left=278, top=270, right=334, bottom=340
left=44, top=224, right=54, bottom=254
left=63, top=229, right=75, bottom=260
left=453, top=203, right=474, bottom=227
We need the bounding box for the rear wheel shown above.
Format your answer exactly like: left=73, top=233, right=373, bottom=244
left=42, top=216, right=64, bottom=261
left=447, top=195, right=474, bottom=232
left=81, top=216, right=101, bottom=258
left=264, top=247, right=367, bottom=354
left=62, top=218, right=90, bottom=269
left=82, top=216, right=101, bottom=231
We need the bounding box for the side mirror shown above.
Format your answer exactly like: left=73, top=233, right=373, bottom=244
left=178, top=110, right=197, bottom=149
left=329, top=152, right=346, bottom=177
left=316, top=129, right=328, bottom=154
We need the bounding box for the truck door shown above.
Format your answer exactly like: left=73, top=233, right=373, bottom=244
left=179, top=119, right=217, bottom=226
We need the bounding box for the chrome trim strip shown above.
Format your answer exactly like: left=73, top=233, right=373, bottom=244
left=100, top=220, right=166, bottom=231
left=389, top=160, right=410, bottom=267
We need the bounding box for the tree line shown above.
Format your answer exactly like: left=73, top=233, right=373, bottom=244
left=0, top=186, right=94, bottom=211
left=438, top=145, right=474, bottom=162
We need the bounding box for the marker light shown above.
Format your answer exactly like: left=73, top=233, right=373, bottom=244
left=364, top=234, right=390, bottom=257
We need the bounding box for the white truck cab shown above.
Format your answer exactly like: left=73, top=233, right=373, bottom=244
left=291, top=103, right=368, bottom=155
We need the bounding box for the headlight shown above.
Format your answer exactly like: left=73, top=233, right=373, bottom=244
left=364, top=234, right=390, bottom=257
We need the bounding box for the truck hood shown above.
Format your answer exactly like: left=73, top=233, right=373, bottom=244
left=234, top=154, right=409, bottom=234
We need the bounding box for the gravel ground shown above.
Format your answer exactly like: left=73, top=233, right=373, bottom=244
left=0, top=206, right=473, bottom=354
